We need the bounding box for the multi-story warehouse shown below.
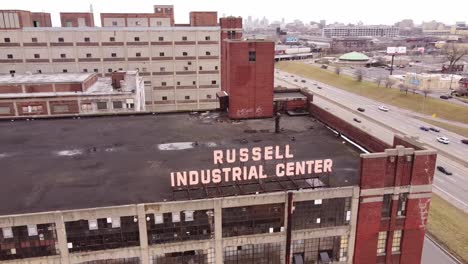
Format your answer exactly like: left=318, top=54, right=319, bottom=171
left=0, top=5, right=232, bottom=113
left=0, top=101, right=436, bottom=264
left=322, top=26, right=399, bottom=38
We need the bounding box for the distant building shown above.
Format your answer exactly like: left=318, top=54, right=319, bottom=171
left=330, top=37, right=374, bottom=53
left=0, top=71, right=145, bottom=118
left=322, top=25, right=399, bottom=38
left=403, top=73, right=463, bottom=92
left=60, top=12, right=95, bottom=27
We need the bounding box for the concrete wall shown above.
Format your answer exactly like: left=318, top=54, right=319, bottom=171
left=0, top=186, right=359, bottom=264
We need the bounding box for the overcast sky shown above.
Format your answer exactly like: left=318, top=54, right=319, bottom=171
left=3, top=0, right=467, bottom=26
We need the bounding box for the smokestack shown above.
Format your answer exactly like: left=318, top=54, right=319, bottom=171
left=275, top=112, right=281, bottom=133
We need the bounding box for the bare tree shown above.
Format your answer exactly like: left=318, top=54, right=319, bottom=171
left=355, top=69, right=364, bottom=82
left=421, top=88, right=432, bottom=98
left=334, top=66, right=341, bottom=75
left=384, top=78, right=396, bottom=88
left=376, top=76, right=385, bottom=87
left=442, top=43, right=468, bottom=73
left=399, top=83, right=409, bottom=95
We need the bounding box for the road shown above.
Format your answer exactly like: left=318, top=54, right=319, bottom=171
left=275, top=70, right=468, bottom=212
left=422, top=236, right=460, bottom=264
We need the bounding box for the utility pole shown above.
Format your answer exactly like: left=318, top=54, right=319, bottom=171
left=390, top=54, right=395, bottom=75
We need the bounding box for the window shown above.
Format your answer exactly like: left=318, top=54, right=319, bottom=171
left=397, top=193, right=408, bottom=216
left=4, top=37, right=11, bottom=43
left=156, top=21, right=162, bottom=26
left=134, top=37, right=140, bottom=41
left=339, top=236, right=349, bottom=262
left=63, top=69, right=68, bottom=73
left=110, top=37, right=115, bottom=42
left=215, top=66, right=218, bottom=70
left=37, top=70, right=42, bottom=73
left=22, top=105, right=43, bottom=113
left=206, top=51, right=211, bottom=56
left=182, top=36, right=187, bottom=41
left=136, top=52, right=141, bottom=57
left=205, top=36, right=210, bottom=41
left=60, top=54, right=66, bottom=58
left=177, top=81, right=181, bottom=85
left=377, top=231, right=387, bottom=254
left=211, top=80, right=217, bottom=84
left=97, top=102, right=108, bottom=110
left=84, top=37, right=90, bottom=42
left=112, top=21, right=118, bottom=26
left=31, top=37, right=38, bottom=43
left=53, top=105, right=70, bottom=113
left=34, top=54, right=40, bottom=58
left=249, top=51, right=256, bottom=62
left=182, top=52, right=188, bottom=56
left=199, top=66, right=203, bottom=70
left=391, top=230, right=402, bottom=253
left=382, top=194, right=392, bottom=218
left=86, top=53, right=92, bottom=58
left=184, top=66, right=189, bottom=71
left=113, top=101, right=123, bottom=109
left=187, top=61, right=192, bottom=65
left=94, top=69, right=99, bottom=72
left=162, top=96, right=167, bottom=101
left=192, top=81, right=196, bottom=85
left=185, top=96, right=190, bottom=100
left=135, top=21, right=141, bottom=26
left=159, top=52, right=165, bottom=56
left=7, top=54, right=13, bottom=59
left=81, top=103, right=92, bottom=112
left=158, top=36, right=164, bottom=41
left=0, top=106, right=11, bottom=115
left=9, top=70, right=15, bottom=74
left=161, top=82, right=167, bottom=86
left=111, top=53, right=117, bottom=57
left=160, top=67, right=165, bottom=72
left=108, top=68, right=113, bottom=73
left=58, top=37, right=64, bottom=42
left=83, top=69, right=88, bottom=73
left=206, top=94, right=212, bottom=99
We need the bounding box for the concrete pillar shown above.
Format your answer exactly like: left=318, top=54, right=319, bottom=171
left=54, top=212, right=70, bottom=264
left=347, top=186, right=360, bottom=264
left=214, top=199, right=223, bottom=264
left=137, top=204, right=150, bottom=264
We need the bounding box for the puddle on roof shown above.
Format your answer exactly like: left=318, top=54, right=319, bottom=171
left=158, top=142, right=217, bottom=151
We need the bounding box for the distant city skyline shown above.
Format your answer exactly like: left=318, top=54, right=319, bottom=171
left=1, top=0, right=467, bottom=27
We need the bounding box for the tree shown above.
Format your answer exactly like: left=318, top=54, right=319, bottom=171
left=384, top=78, right=396, bottom=88
left=355, top=69, right=364, bottom=82
left=422, top=88, right=432, bottom=98
left=334, top=66, right=341, bottom=75
left=442, top=43, right=468, bottom=73
left=376, top=76, right=385, bottom=87
left=399, top=83, right=409, bottom=94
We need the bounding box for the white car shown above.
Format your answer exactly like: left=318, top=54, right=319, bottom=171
left=378, top=105, right=389, bottom=112
left=436, top=137, right=450, bottom=144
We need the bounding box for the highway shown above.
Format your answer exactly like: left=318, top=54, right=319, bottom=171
left=275, top=70, right=468, bottom=212
left=422, top=236, right=460, bottom=264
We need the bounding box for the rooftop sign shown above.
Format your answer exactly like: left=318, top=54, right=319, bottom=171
left=387, top=46, right=406, bottom=55
left=170, top=145, right=333, bottom=187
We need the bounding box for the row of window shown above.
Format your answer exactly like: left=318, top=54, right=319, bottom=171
left=160, top=95, right=213, bottom=101
left=5, top=51, right=217, bottom=59
left=377, top=230, right=403, bottom=255
left=381, top=193, right=408, bottom=218
left=3, top=36, right=215, bottom=43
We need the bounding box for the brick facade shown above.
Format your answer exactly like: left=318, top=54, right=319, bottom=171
left=189, top=12, right=218, bottom=26
left=60, top=12, right=94, bottom=27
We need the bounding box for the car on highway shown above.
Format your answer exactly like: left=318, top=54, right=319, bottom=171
left=313, top=82, right=317, bottom=85
left=419, top=126, right=429, bottom=131
left=294, top=79, right=298, bottom=82
left=436, top=137, right=450, bottom=144
left=317, top=86, right=322, bottom=89
left=301, top=80, right=306, bottom=83
left=378, top=105, right=389, bottom=112
left=461, top=139, right=468, bottom=145
left=437, top=166, right=453, bottom=175
left=353, top=118, right=361, bottom=123
left=440, top=95, right=449, bottom=100
left=429, top=127, right=440, bottom=132
left=357, top=107, right=365, bottom=112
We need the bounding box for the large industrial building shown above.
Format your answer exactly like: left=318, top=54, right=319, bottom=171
left=0, top=6, right=241, bottom=113
left=322, top=25, right=399, bottom=38
left=0, top=5, right=435, bottom=264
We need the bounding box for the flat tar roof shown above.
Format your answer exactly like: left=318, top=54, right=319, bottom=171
left=0, top=73, right=94, bottom=84
left=0, top=113, right=361, bottom=216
